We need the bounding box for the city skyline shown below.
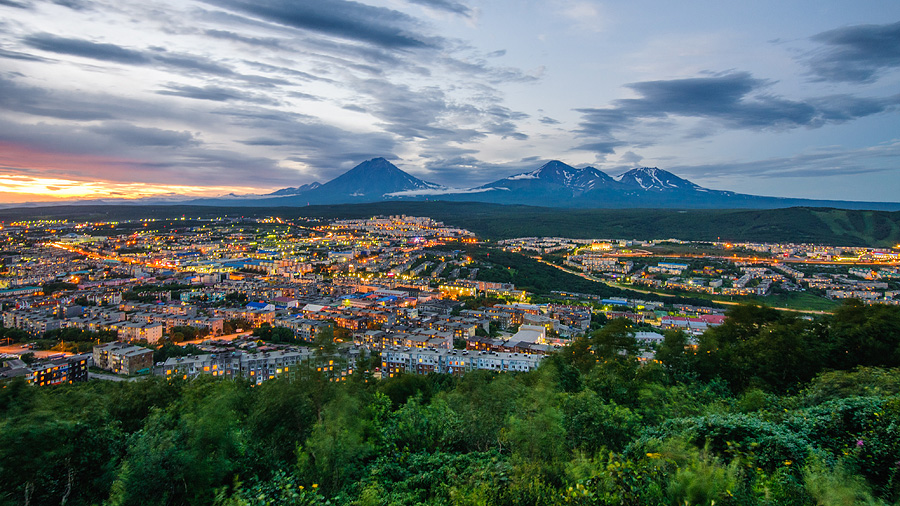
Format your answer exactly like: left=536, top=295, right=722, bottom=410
left=1, top=0, right=899, bottom=203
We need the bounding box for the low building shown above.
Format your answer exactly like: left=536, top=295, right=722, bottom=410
left=27, top=354, right=91, bottom=386
left=93, top=342, right=154, bottom=375
left=114, top=322, right=165, bottom=343
left=381, top=347, right=544, bottom=377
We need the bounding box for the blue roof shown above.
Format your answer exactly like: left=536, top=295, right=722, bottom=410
left=246, top=302, right=270, bottom=309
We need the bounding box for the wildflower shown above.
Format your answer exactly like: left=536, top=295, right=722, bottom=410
left=312, top=484, right=318, bottom=489
left=784, top=460, right=792, bottom=466
left=856, top=440, right=865, bottom=447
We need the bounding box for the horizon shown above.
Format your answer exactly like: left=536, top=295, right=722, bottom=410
left=0, top=1, right=899, bottom=203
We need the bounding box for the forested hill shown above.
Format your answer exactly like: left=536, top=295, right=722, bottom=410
left=4, top=300, right=900, bottom=505
left=2, top=202, right=900, bottom=246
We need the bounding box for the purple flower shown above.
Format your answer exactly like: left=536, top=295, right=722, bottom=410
left=856, top=440, right=864, bottom=447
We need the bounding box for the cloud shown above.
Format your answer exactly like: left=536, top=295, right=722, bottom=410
left=24, top=33, right=150, bottom=64
left=807, top=21, right=900, bottom=83
left=0, top=0, right=30, bottom=8
left=573, top=71, right=900, bottom=155
left=669, top=141, right=900, bottom=180
left=199, top=0, right=439, bottom=49
left=619, top=151, right=643, bottom=166
left=406, top=0, right=473, bottom=18
left=0, top=47, right=46, bottom=62
left=416, top=154, right=567, bottom=187
left=212, top=104, right=399, bottom=181
left=87, top=123, right=198, bottom=148
left=539, top=116, right=560, bottom=125
left=571, top=141, right=625, bottom=154
left=0, top=75, right=114, bottom=120
left=23, top=34, right=286, bottom=85
left=203, top=29, right=286, bottom=50
left=156, top=83, right=280, bottom=104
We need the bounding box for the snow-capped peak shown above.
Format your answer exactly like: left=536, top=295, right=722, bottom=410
left=617, top=167, right=700, bottom=191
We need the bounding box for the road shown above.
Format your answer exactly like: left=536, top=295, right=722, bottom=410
left=178, top=331, right=253, bottom=346
left=533, top=256, right=830, bottom=314
left=532, top=256, right=677, bottom=297
left=0, top=344, right=72, bottom=358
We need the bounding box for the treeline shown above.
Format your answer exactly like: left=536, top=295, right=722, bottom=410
left=2, top=301, right=900, bottom=505
left=3, top=203, right=900, bottom=247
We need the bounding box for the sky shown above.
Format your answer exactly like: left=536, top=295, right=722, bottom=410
left=0, top=0, right=899, bottom=203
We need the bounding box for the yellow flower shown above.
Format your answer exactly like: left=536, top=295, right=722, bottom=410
left=646, top=452, right=662, bottom=459
left=312, top=484, right=318, bottom=489
left=784, top=460, right=792, bottom=466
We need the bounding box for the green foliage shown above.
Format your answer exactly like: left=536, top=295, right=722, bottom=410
left=252, top=323, right=297, bottom=343
left=5, top=202, right=900, bottom=246
left=4, top=302, right=900, bottom=505
left=154, top=343, right=207, bottom=363
left=214, top=471, right=329, bottom=506
left=41, top=281, right=77, bottom=295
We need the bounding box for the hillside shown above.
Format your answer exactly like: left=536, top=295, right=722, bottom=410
left=4, top=202, right=899, bottom=247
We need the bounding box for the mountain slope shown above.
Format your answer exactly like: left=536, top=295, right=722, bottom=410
left=188, top=157, right=443, bottom=206
left=267, top=182, right=321, bottom=196
left=186, top=158, right=900, bottom=210
left=306, top=157, right=442, bottom=203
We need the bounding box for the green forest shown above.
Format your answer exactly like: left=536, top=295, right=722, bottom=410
left=3, top=202, right=900, bottom=246
left=3, top=300, right=900, bottom=505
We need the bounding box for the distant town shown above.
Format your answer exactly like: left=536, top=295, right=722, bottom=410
left=1, top=214, right=898, bottom=387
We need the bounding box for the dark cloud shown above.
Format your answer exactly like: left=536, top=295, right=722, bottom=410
left=485, top=121, right=527, bottom=140
left=156, top=83, right=280, bottom=104
left=0, top=47, right=46, bottom=61
left=88, top=123, right=197, bottom=148
left=807, top=21, right=900, bottom=82
left=49, top=0, right=93, bottom=10
left=157, top=84, right=243, bottom=102
left=199, top=0, right=439, bottom=49
left=23, top=34, right=286, bottom=86
left=287, top=91, right=319, bottom=101
left=24, top=33, right=150, bottom=64
left=240, top=137, right=287, bottom=146
left=808, top=94, right=900, bottom=122
left=539, top=116, right=560, bottom=125
left=204, top=29, right=285, bottom=50
left=0, top=0, right=30, bottom=8
left=618, top=72, right=817, bottom=128
left=406, top=0, right=472, bottom=18
left=574, top=72, right=900, bottom=156
left=241, top=61, right=329, bottom=83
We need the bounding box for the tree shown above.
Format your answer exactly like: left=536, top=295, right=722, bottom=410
left=655, top=330, right=696, bottom=379
left=590, top=318, right=638, bottom=359
left=827, top=299, right=900, bottom=369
